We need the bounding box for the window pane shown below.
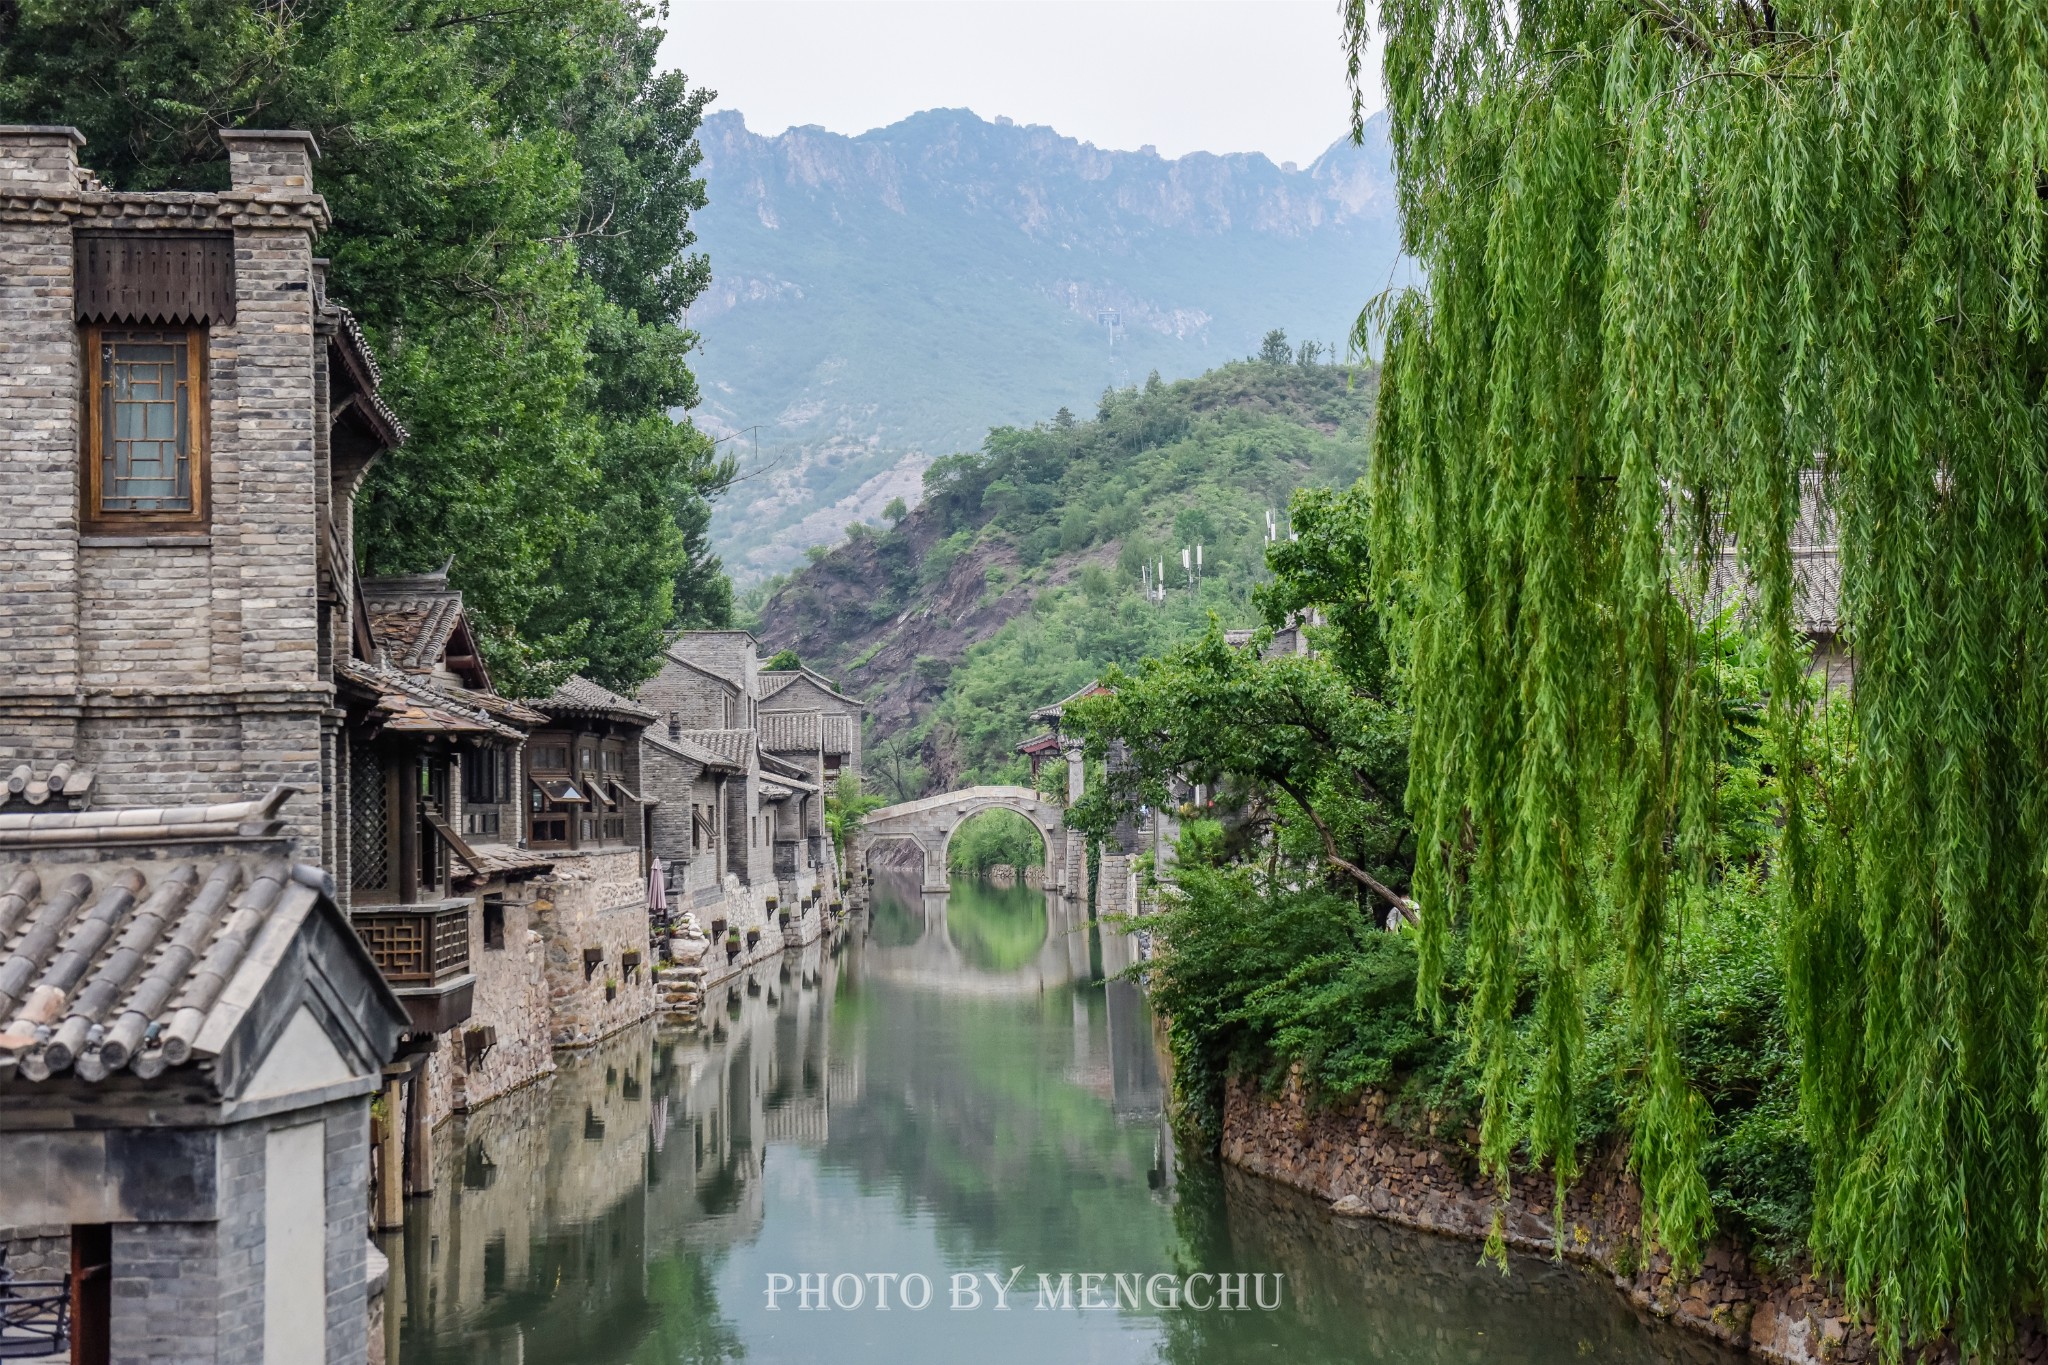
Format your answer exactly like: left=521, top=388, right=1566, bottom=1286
left=99, top=329, right=195, bottom=513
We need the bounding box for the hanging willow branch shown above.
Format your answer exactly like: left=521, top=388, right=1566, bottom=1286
left=1350, top=0, right=2048, bottom=1355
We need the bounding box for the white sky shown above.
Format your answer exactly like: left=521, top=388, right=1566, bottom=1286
left=657, top=1, right=1385, bottom=167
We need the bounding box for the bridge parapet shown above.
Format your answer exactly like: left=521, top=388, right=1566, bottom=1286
left=862, top=785, right=1070, bottom=893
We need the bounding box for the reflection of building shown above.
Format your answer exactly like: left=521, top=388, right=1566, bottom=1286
left=1105, top=978, right=1164, bottom=1120
left=389, top=934, right=851, bottom=1361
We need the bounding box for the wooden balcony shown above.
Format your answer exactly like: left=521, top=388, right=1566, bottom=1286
left=351, top=898, right=475, bottom=1034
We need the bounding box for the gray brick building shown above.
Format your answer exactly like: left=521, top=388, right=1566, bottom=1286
left=0, top=792, right=410, bottom=1364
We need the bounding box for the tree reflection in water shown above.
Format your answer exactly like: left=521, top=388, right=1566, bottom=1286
left=387, top=871, right=1738, bottom=1365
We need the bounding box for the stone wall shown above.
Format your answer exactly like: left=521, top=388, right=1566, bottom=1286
left=421, top=882, right=556, bottom=1127
left=0, top=1223, right=67, bottom=1279
left=1220, top=1071, right=2045, bottom=1365
left=1096, top=852, right=1135, bottom=916
left=534, top=847, right=657, bottom=1047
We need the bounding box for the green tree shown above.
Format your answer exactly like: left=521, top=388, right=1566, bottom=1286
left=1063, top=483, right=1412, bottom=920
left=0, top=0, right=732, bottom=693
left=1347, top=0, right=2048, bottom=1346
left=1256, top=327, right=1291, bottom=364
left=763, top=649, right=802, bottom=671
left=882, top=496, right=909, bottom=524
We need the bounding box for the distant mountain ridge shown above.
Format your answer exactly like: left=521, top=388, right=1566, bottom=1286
left=690, top=106, right=1406, bottom=581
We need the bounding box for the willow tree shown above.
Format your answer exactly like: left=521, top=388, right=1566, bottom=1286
left=1348, top=1, right=2048, bottom=1351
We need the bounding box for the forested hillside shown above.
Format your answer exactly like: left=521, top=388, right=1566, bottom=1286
left=753, top=350, right=1375, bottom=796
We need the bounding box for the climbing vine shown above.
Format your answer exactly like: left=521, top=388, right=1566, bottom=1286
left=1348, top=1, right=2048, bottom=1353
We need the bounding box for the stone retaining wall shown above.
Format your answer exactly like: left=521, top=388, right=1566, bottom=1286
left=1218, top=1070, right=2013, bottom=1365
left=535, top=848, right=658, bottom=1048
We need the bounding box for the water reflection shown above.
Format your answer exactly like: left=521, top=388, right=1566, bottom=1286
left=387, top=872, right=1736, bottom=1365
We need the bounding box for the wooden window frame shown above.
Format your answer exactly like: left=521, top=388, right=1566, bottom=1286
left=81, top=321, right=210, bottom=532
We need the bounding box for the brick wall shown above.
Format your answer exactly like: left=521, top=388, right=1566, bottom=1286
left=96, top=1096, right=372, bottom=1365
left=0, top=127, right=334, bottom=856
left=640, top=657, right=739, bottom=731
left=0, top=130, right=85, bottom=728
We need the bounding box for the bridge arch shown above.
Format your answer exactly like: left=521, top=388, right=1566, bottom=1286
left=860, top=785, right=1069, bottom=894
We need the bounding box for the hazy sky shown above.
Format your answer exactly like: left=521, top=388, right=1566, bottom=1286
left=657, top=1, right=1385, bottom=167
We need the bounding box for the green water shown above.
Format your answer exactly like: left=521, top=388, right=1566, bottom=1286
left=383, top=872, right=1737, bottom=1365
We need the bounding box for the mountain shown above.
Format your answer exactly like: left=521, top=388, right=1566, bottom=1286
left=689, top=107, right=1405, bottom=581
left=751, top=360, right=1376, bottom=796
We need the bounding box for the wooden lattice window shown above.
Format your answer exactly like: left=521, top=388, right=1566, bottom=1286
left=354, top=912, right=427, bottom=983
left=433, top=906, right=469, bottom=975
left=352, top=905, right=469, bottom=986
left=350, top=741, right=389, bottom=894
left=83, top=324, right=207, bottom=529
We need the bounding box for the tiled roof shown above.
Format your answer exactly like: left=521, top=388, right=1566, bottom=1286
left=0, top=785, right=297, bottom=849
left=1029, top=680, right=1113, bottom=723
left=0, top=787, right=406, bottom=1087
left=655, top=650, right=742, bottom=695
left=362, top=570, right=465, bottom=672
left=1701, top=483, right=1842, bottom=637
left=760, top=780, right=796, bottom=801
left=760, top=710, right=856, bottom=756
left=678, top=729, right=754, bottom=768
left=758, top=667, right=862, bottom=708
left=329, top=305, right=407, bottom=447
left=441, top=684, right=548, bottom=728
left=452, top=843, right=554, bottom=884
left=645, top=732, right=739, bottom=772
left=1015, top=731, right=1061, bottom=756
left=758, top=710, right=821, bottom=753
left=0, top=760, right=95, bottom=813
left=542, top=675, right=659, bottom=725
left=759, top=749, right=813, bottom=783
left=337, top=658, right=525, bottom=740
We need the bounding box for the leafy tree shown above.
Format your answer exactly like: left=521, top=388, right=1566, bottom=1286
left=1347, top=0, right=2048, bottom=1345
left=823, top=773, right=884, bottom=871
left=881, top=496, right=909, bottom=524
left=946, top=809, right=1044, bottom=877
left=1067, top=626, right=1412, bottom=922
left=1256, top=328, right=1291, bottom=364
left=865, top=731, right=926, bottom=804
left=762, top=649, right=802, bottom=671
left=0, top=0, right=732, bottom=693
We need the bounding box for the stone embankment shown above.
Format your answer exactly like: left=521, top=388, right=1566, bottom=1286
left=1219, top=1071, right=2036, bottom=1365
left=654, top=898, right=846, bottom=1025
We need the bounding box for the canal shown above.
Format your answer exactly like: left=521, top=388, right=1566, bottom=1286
left=383, top=871, right=1737, bottom=1365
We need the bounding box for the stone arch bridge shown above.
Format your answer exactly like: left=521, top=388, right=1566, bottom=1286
left=859, top=786, right=1073, bottom=894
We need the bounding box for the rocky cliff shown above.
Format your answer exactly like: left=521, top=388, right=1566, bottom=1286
left=692, top=107, right=1404, bottom=578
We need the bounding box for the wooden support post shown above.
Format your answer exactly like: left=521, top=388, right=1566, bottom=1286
left=397, top=754, right=420, bottom=904
left=403, top=1062, right=434, bottom=1196
left=376, top=1072, right=405, bottom=1229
